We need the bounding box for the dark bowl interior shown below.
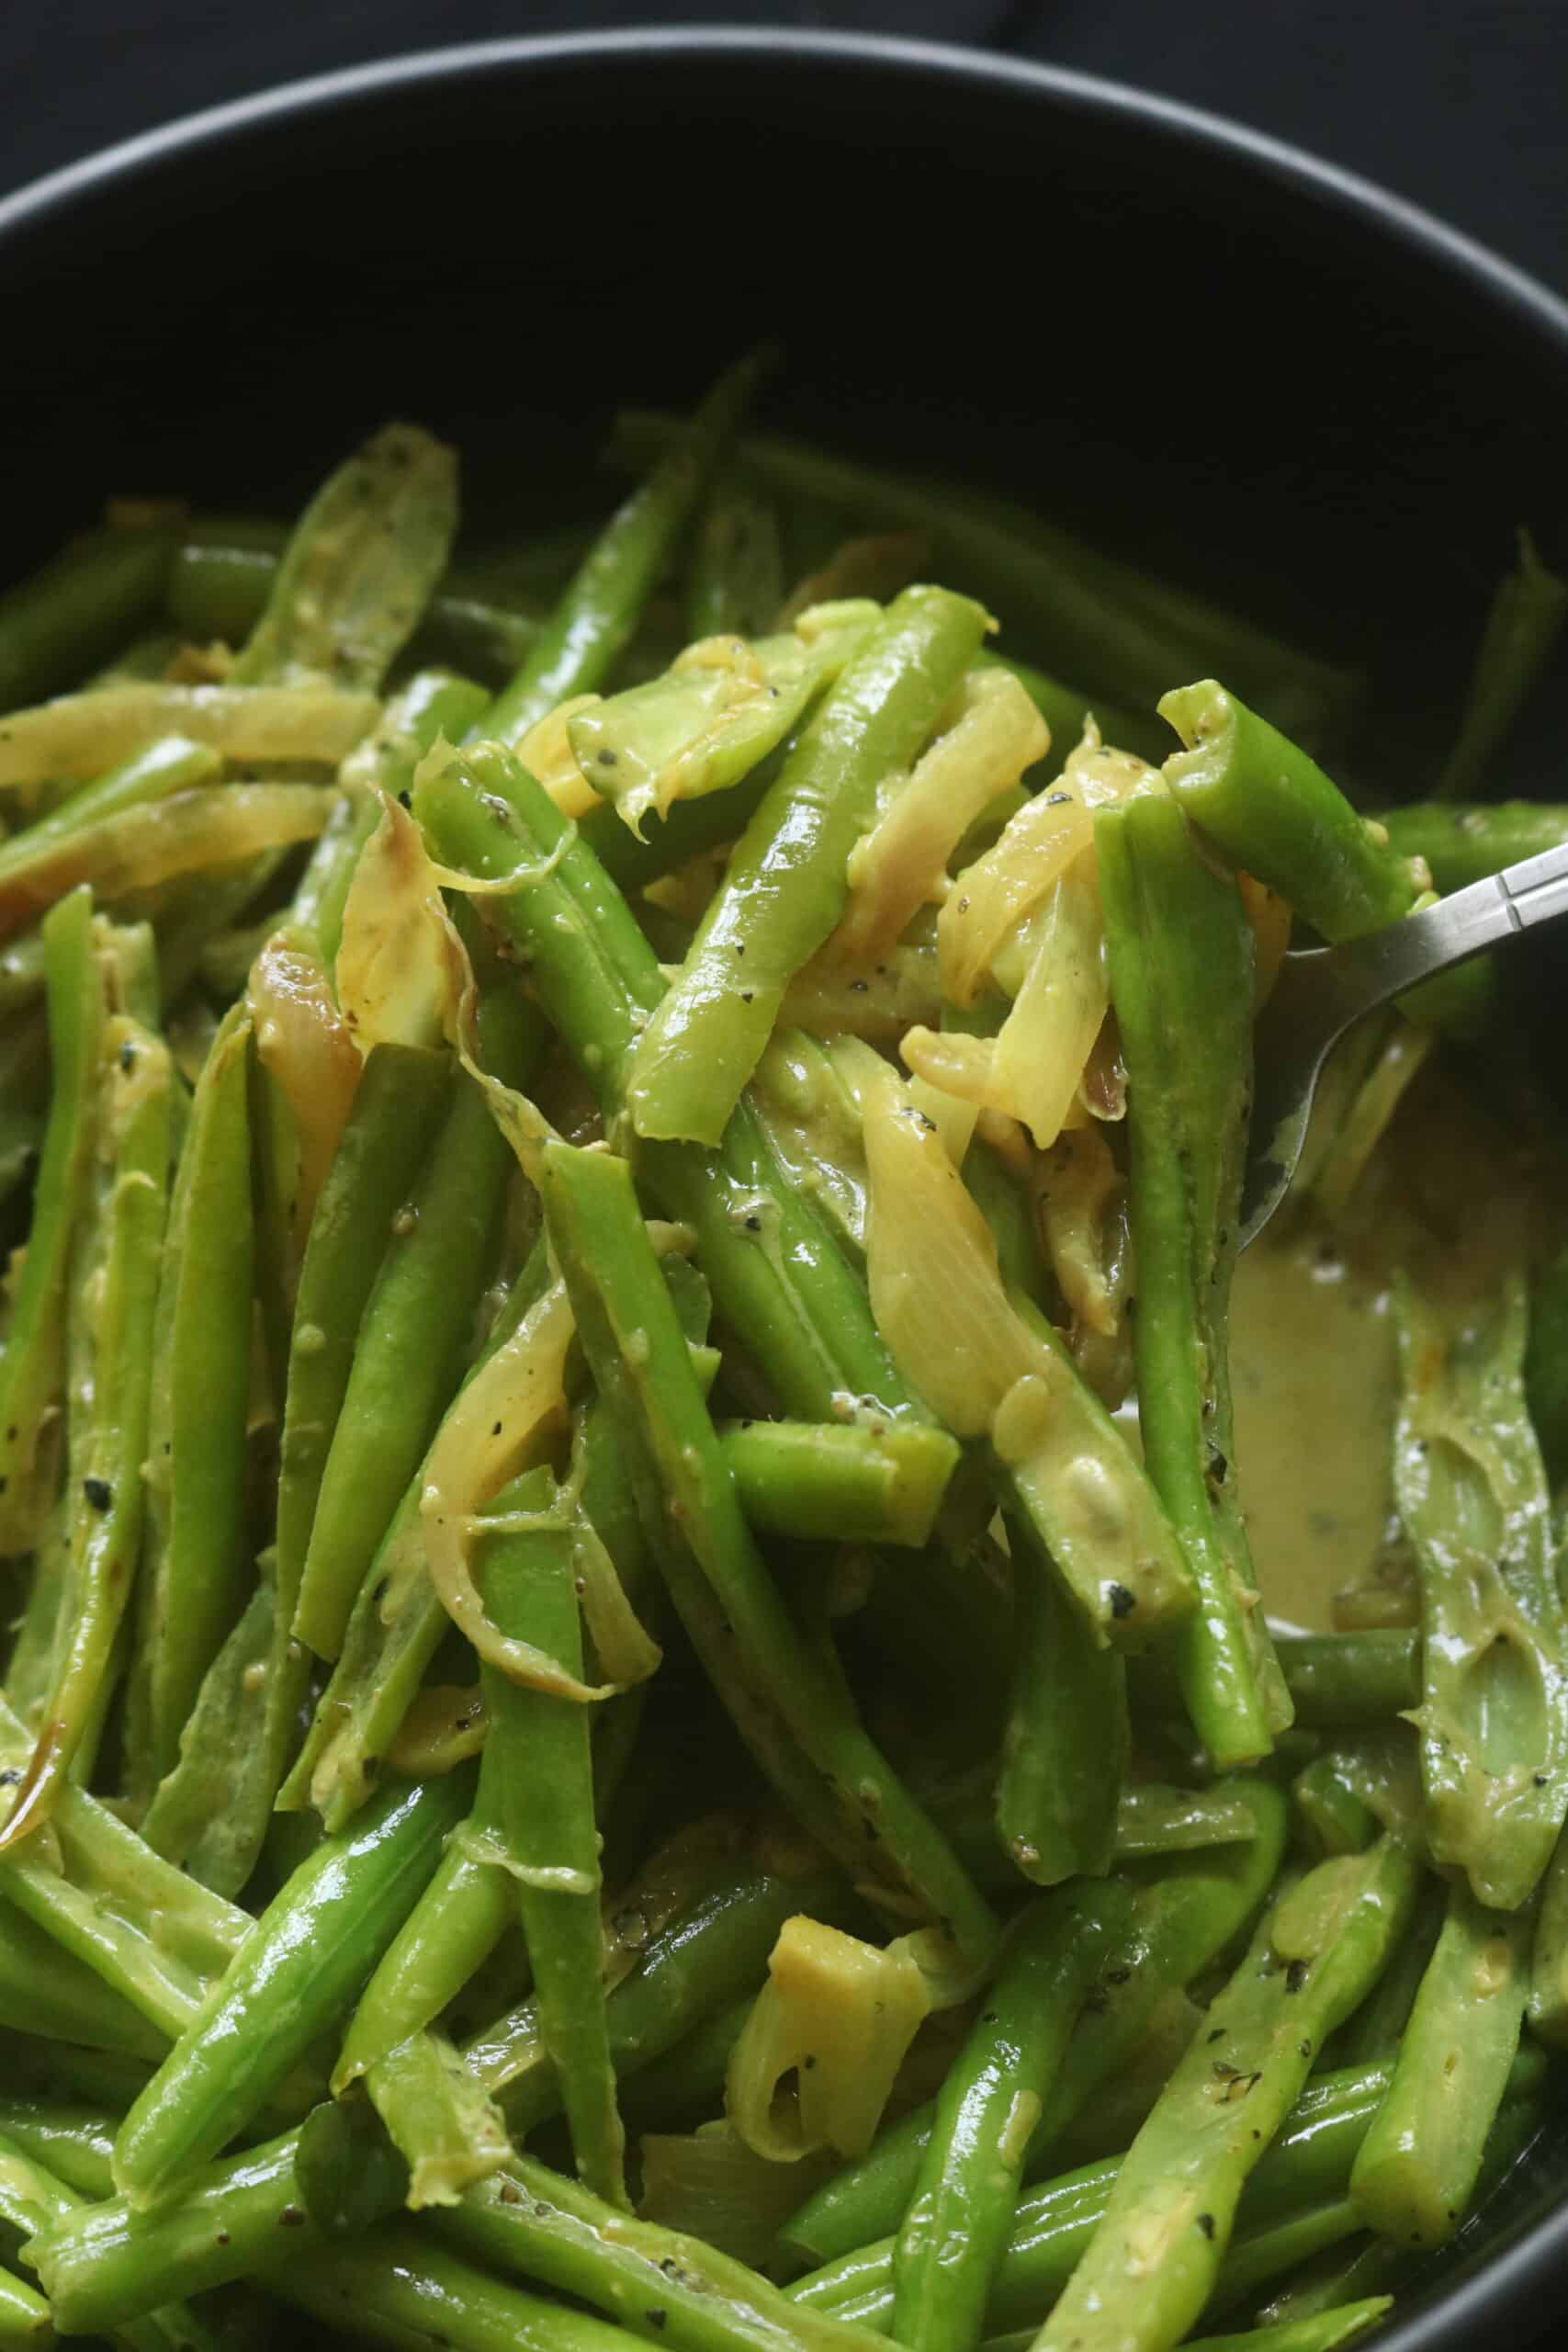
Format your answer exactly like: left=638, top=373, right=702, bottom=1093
left=3, top=28, right=1567, bottom=2350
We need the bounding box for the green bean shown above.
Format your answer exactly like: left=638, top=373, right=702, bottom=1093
left=626, top=586, right=988, bottom=1147
left=439, top=2149, right=888, bottom=2352
left=1159, top=681, right=1420, bottom=943
left=997, top=1504, right=1127, bottom=1884
left=169, top=524, right=542, bottom=685
left=414, top=741, right=921, bottom=1426
left=465, top=1854, right=850, bottom=2132
left=687, top=467, right=786, bottom=641
left=1393, top=1270, right=1568, bottom=1908
left=1435, top=528, right=1567, bottom=800
left=1291, top=1754, right=1378, bottom=1860
left=0, top=733, right=219, bottom=897
left=0, top=2122, right=219, bottom=2352
left=1525, top=1240, right=1568, bottom=1496
left=1096, top=790, right=1290, bottom=1766
left=0, top=1690, right=245, bottom=2037
left=786, top=2048, right=1432, bottom=2335
left=0, top=888, right=102, bottom=1553
left=0, top=2258, right=51, bottom=2342
left=361, top=2026, right=510, bottom=2211
left=30, top=2128, right=320, bottom=2330
left=983, top=652, right=1167, bottom=771
left=281, top=1241, right=555, bottom=1830
left=124, top=1000, right=255, bottom=1803
left=781, top=1781, right=1288, bottom=2268
left=539, top=1141, right=994, bottom=1961
left=292, top=1040, right=525, bottom=1665
left=228, top=424, right=457, bottom=690
left=0, top=996, right=175, bottom=1843
left=607, top=417, right=1358, bottom=738
left=719, top=1419, right=958, bottom=1548
left=1381, top=799, right=1568, bottom=896
left=1031, top=1838, right=1417, bottom=2352
left=0, top=1894, right=164, bottom=2061
left=0, top=522, right=178, bottom=712
left=278, top=2225, right=647, bottom=2352
left=1327, top=1880, right=1444, bottom=2070
left=275, top=1041, right=453, bottom=1634
left=616, top=1996, right=755, bottom=2133
left=111, top=1770, right=473, bottom=2205
left=1260, top=1633, right=1420, bottom=1731
left=478, top=1466, right=626, bottom=2206
left=893, top=1882, right=1134, bottom=2352
left=482, top=351, right=768, bottom=746
left=0, top=2102, right=115, bottom=2199
left=1349, top=1880, right=1529, bottom=2248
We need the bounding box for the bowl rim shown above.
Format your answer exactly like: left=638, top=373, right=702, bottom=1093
left=1, top=22, right=1565, bottom=2348
left=0, top=20, right=1564, bottom=360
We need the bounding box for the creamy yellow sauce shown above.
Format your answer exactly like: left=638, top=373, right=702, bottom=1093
left=1232, top=1223, right=1395, bottom=1633
left=1232, top=1060, right=1567, bottom=1634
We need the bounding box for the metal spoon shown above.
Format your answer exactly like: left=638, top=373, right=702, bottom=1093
left=1240, top=837, right=1568, bottom=1247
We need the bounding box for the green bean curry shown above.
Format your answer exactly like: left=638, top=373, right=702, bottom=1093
left=0, top=355, right=1563, bottom=2352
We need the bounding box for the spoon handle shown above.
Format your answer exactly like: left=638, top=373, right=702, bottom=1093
left=1294, top=835, right=1568, bottom=1044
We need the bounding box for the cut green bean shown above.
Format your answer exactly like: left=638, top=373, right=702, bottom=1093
left=720, top=1419, right=958, bottom=1548
left=781, top=1781, right=1288, bottom=2268
left=0, top=1894, right=164, bottom=2060
left=0, top=522, right=178, bottom=712
left=626, top=585, right=988, bottom=1147
left=1161, top=681, right=1423, bottom=942
left=1097, top=789, right=1290, bottom=1766
left=128, top=999, right=255, bottom=1800
left=0, top=888, right=102, bottom=1555
left=893, top=1881, right=1133, bottom=2352
left=1031, top=1838, right=1417, bottom=2352
left=0, top=993, right=174, bottom=1842
left=687, top=466, right=786, bottom=642
left=112, top=1770, right=472, bottom=2205
left=997, top=1504, right=1127, bottom=1884
left=540, top=1141, right=995, bottom=1961
left=478, top=1466, right=626, bottom=2207
left=1349, top=1879, right=1529, bottom=2248
left=228, top=424, right=457, bottom=690
left=481, top=350, right=769, bottom=746
left=1393, top=1270, right=1568, bottom=1909
left=1435, top=528, right=1568, bottom=800
left=292, top=1046, right=520, bottom=1663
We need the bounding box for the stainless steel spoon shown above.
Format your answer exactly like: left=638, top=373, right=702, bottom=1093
left=1240, top=838, right=1568, bottom=1247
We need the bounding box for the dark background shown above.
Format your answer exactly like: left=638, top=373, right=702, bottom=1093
left=3, top=0, right=1566, bottom=293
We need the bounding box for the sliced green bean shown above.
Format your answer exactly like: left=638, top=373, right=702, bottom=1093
left=893, top=1883, right=1133, bottom=2352
left=1031, top=1838, right=1417, bottom=2352
left=0, top=522, right=178, bottom=712
left=1393, top=1270, right=1568, bottom=1908
left=540, top=1141, right=994, bottom=1962
left=1096, top=790, right=1290, bottom=1766
left=1435, top=528, right=1568, bottom=800
left=478, top=1466, right=626, bottom=2206
left=127, top=1000, right=255, bottom=1801
left=0, top=998, right=174, bottom=1842
left=0, top=1893, right=164, bottom=2061
left=275, top=1040, right=453, bottom=1633
left=228, top=424, right=457, bottom=690
left=292, top=1046, right=521, bottom=1664
left=0, top=888, right=102, bottom=1554
left=998, top=1503, right=1127, bottom=1884
left=720, top=1419, right=957, bottom=1548
left=481, top=351, right=768, bottom=746
left=1349, top=1879, right=1529, bottom=2248
left=112, top=1770, right=472, bottom=2205
left=1160, top=681, right=1420, bottom=942
left=781, top=1781, right=1288, bottom=2268
left=626, top=585, right=988, bottom=1147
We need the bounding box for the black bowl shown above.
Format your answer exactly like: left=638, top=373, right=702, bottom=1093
left=2, top=28, right=1565, bottom=2349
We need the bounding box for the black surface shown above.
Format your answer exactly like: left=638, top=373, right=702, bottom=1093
left=2, top=18, right=1567, bottom=2351
left=2, top=1, right=1566, bottom=291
